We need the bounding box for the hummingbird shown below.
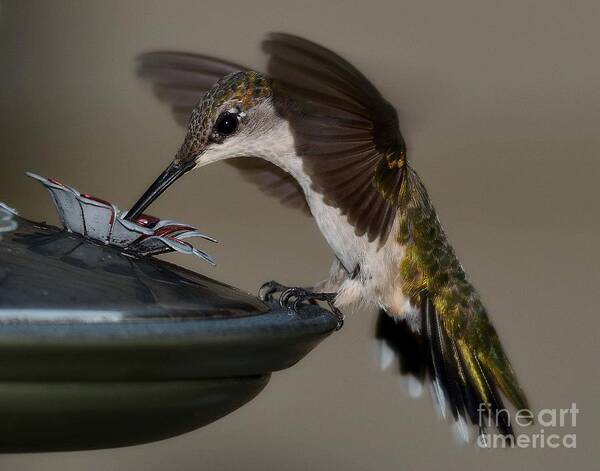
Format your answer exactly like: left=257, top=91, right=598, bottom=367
left=125, top=33, right=529, bottom=441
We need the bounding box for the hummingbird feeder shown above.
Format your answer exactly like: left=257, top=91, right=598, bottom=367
left=0, top=174, right=337, bottom=452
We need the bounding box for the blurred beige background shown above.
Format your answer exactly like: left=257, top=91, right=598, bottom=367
left=1, top=0, right=598, bottom=469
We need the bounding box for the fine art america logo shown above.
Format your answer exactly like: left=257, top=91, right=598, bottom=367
left=477, top=403, right=578, bottom=449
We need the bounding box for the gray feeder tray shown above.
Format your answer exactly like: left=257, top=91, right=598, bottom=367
left=0, top=214, right=337, bottom=452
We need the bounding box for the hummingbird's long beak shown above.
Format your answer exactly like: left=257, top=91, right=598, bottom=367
left=124, top=158, right=196, bottom=221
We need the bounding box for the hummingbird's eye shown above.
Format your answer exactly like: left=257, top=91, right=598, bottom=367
left=214, top=111, right=239, bottom=137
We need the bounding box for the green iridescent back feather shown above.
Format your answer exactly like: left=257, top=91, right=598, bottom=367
left=384, top=162, right=529, bottom=416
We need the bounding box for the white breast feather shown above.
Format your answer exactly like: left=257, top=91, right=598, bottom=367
left=213, top=102, right=412, bottom=315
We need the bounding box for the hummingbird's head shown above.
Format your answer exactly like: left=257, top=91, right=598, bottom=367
left=125, top=71, right=276, bottom=220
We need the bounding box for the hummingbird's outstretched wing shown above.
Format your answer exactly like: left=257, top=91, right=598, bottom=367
left=136, top=52, right=310, bottom=215
left=264, top=33, right=407, bottom=245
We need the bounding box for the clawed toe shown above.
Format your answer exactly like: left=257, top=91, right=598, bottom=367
left=258, top=280, right=287, bottom=302
left=279, top=287, right=306, bottom=308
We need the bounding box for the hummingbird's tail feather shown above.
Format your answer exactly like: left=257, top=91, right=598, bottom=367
left=375, top=309, right=428, bottom=381
left=423, top=293, right=519, bottom=438
left=376, top=297, right=528, bottom=442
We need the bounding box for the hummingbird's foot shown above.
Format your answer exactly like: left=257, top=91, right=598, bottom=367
left=280, top=287, right=344, bottom=331
left=259, top=281, right=344, bottom=330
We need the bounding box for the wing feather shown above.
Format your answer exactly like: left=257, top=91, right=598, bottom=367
left=264, top=33, right=407, bottom=244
